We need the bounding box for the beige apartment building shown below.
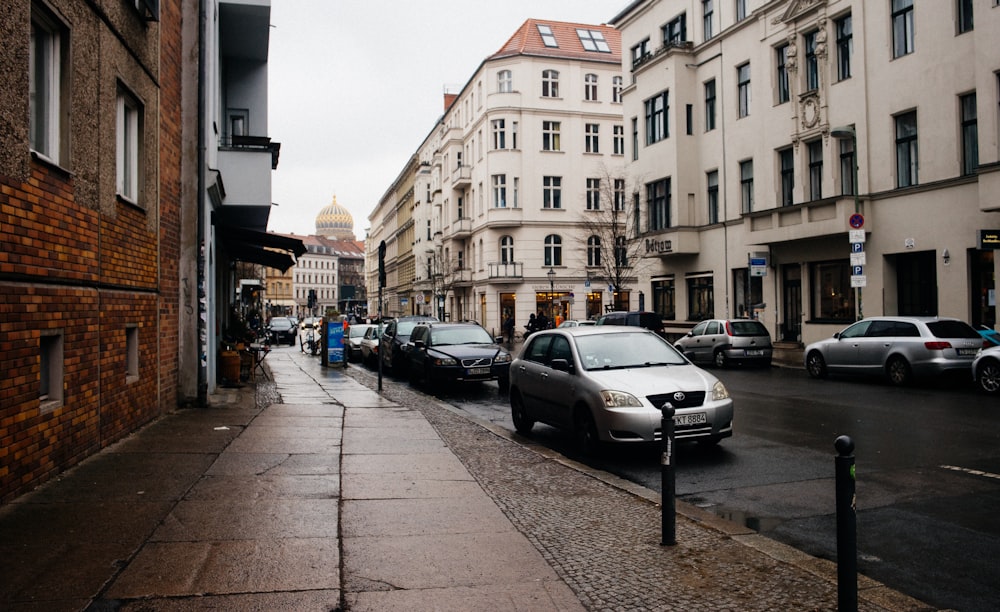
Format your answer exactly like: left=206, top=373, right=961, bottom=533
left=611, top=0, right=1000, bottom=348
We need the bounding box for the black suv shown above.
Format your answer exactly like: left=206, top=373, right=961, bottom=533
left=596, top=311, right=665, bottom=336
left=406, top=322, right=512, bottom=390
left=379, top=315, right=438, bottom=373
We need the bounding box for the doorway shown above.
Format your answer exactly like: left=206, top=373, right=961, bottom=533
left=781, top=264, right=801, bottom=342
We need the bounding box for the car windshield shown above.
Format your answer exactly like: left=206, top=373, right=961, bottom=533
left=927, top=320, right=980, bottom=339
left=349, top=325, right=371, bottom=338
left=575, top=332, right=687, bottom=370
left=270, top=318, right=291, bottom=329
left=431, top=327, right=493, bottom=346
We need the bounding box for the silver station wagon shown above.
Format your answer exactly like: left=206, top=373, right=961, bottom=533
left=509, top=327, right=734, bottom=453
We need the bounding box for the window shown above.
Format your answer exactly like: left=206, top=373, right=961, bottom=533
left=587, top=178, right=601, bottom=210
left=584, top=74, right=598, bottom=101
left=542, top=121, right=561, bottom=151
left=538, top=24, right=558, bottom=47
left=707, top=171, right=719, bottom=224
left=776, top=44, right=790, bottom=104
left=737, top=62, right=751, bottom=118
left=895, top=110, right=918, bottom=187
left=542, top=69, right=559, bottom=97
left=631, top=38, right=651, bottom=69
left=892, top=0, right=914, bottom=58
left=663, top=13, right=687, bottom=45
left=644, top=90, right=669, bottom=144
left=39, top=331, right=64, bottom=411
left=704, top=79, right=716, bottom=131
left=513, top=177, right=519, bottom=207
left=500, top=236, right=514, bottom=264
left=631, top=117, right=639, bottom=160
left=116, top=84, right=143, bottom=203
left=646, top=177, right=671, bottom=231
left=126, top=326, right=139, bottom=382
left=779, top=147, right=794, bottom=206
left=492, top=174, right=507, bottom=207
left=838, top=137, right=856, bottom=195
left=544, top=235, right=563, bottom=266
left=961, top=92, right=978, bottom=175
left=740, top=160, right=754, bottom=213
left=512, top=121, right=519, bottom=149
left=958, top=0, right=973, bottom=34
left=804, top=30, right=819, bottom=91
left=811, top=260, right=855, bottom=320
left=612, top=76, right=623, bottom=103
left=687, top=275, right=714, bottom=321
left=652, top=278, right=676, bottom=319
left=543, top=176, right=562, bottom=209
left=615, top=236, right=628, bottom=268
left=498, top=69, right=512, bottom=93
left=836, top=14, right=853, bottom=81
left=703, top=0, right=714, bottom=40
left=587, top=236, right=602, bottom=266
left=585, top=123, right=600, bottom=153
left=613, top=125, right=625, bottom=155
left=686, top=104, right=693, bottom=135
left=577, top=28, right=611, bottom=52
left=492, top=119, right=506, bottom=149
left=736, top=0, right=747, bottom=22
left=808, top=140, right=823, bottom=200
left=633, top=193, right=642, bottom=238
left=30, top=5, right=66, bottom=164
left=614, top=179, right=626, bottom=211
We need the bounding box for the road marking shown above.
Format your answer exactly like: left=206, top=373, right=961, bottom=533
left=940, top=465, right=1000, bottom=481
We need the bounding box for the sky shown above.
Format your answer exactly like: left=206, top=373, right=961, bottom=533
left=266, top=0, right=626, bottom=241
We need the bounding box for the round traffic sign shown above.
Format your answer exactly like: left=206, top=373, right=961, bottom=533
left=849, top=213, right=865, bottom=229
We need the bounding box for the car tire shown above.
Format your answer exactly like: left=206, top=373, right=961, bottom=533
left=575, top=407, right=601, bottom=456
left=976, top=358, right=1000, bottom=394
left=806, top=351, right=828, bottom=379
left=886, top=355, right=912, bottom=386
left=713, top=350, right=727, bottom=369
left=510, top=392, right=534, bottom=435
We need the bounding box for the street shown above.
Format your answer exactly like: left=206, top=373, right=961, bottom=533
left=345, top=356, right=1000, bottom=612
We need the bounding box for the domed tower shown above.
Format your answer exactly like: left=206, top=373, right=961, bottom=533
left=315, top=195, right=356, bottom=240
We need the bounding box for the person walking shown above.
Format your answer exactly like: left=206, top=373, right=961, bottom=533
left=525, top=313, right=537, bottom=338
left=503, top=315, right=515, bottom=344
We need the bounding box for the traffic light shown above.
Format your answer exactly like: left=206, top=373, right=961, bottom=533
left=307, top=289, right=316, bottom=309
left=378, top=240, right=386, bottom=288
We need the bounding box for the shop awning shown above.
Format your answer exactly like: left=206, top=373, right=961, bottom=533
left=214, top=219, right=306, bottom=273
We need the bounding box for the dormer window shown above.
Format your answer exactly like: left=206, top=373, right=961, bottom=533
left=537, top=24, right=558, bottom=47
left=577, top=29, right=611, bottom=52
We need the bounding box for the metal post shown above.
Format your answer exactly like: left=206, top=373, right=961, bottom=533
left=834, top=435, right=857, bottom=612
left=377, top=286, right=384, bottom=393
left=660, top=403, right=676, bottom=546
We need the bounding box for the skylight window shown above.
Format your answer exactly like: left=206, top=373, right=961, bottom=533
left=577, top=29, right=611, bottom=52
left=537, top=24, right=558, bottom=47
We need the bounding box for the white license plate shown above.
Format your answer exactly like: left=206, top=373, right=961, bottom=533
left=744, top=349, right=764, bottom=356
left=468, top=367, right=491, bottom=376
left=958, top=348, right=978, bottom=356
left=674, top=412, right=707, bottom=426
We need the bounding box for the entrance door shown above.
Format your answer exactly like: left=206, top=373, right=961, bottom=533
left=970, top=250, right=995, bottom=328
left=782, top=264, right=802, bottom=342
left=896, top=251, right=937, bottom=316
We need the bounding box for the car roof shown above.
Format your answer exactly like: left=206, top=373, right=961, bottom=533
left=532, top=326, right=657, bottom=338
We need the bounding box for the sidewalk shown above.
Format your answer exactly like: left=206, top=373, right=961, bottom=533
left=0, top=347, right=932, bottom=611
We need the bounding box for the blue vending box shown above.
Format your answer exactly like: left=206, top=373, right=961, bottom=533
left=327, top=320, right=346, bottom=367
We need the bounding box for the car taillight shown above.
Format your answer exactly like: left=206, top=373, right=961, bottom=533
left=725, top=320, right=733, bottom=336
left=924, top=341, right=952, bottom=351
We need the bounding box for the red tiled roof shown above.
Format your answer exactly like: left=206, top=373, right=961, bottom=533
left=490, top=19, right=620, bottom=63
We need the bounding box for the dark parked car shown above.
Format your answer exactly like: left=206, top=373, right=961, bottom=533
left=265, top=317, right=297, bottom=345
left=380, top=315, right=438, bottom=373
left=595, top=311, right=665, bottom=336
left=674, top=319, right=772, bottom=368
left=406, top=322, right=512, bottom=390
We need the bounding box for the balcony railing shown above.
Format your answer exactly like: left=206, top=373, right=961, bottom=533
left=487, top=261, right=523, bottom=281
left=452, top=164, right=472, bottom=186
left=449, top=217, right=472, bottom=238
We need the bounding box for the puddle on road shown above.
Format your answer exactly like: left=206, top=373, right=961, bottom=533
left=689, top=500, right=784, bottom=532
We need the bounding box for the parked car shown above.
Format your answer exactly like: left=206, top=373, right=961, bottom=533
left=596, top=311, right=665, bottom=336
left=380, top=315, right=438, bottom=373
left=265, top=316, right=297, bottom=345
left=360, top=325, right=382, bottom=367
left=406, top=322, right=512, bottom=390
left=972, top=345, right=1000, bottom=394
left=345, top=323, right=376, bottom=363
left=558, top=319, right=596, bottom=327
left=674, top=319, right=772, bottom=368
left=509, top=327, right=733, bottom=453
left=804, top=316, right=987, bottom=386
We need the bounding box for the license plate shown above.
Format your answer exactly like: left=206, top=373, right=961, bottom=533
left=468, top=367, right=491, bottom=376
left=674, top=412, right=707, bottom=426
left=958, top=348, right=978, bottom=356
left=744, top=349, right=764, bottom=356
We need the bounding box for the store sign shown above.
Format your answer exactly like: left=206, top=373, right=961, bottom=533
left=645, top=238, right=673, bottom=255
left=978, top=229, right=1000, bottom=249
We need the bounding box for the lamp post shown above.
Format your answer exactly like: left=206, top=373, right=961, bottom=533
left=831, top=125, right=863, bottom=321
left=547, top=267, right=556, bottom=328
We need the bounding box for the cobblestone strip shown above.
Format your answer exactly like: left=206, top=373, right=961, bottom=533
left=348, top=375, right=889, bottom=612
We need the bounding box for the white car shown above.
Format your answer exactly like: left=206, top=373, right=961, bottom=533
left=972, top=345, right=1000, bottom=394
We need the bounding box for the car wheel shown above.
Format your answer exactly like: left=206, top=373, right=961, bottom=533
left=575, top=407, right=601, bottom=456
left=886, top=355, right=912, bottom=386
left=977, top=359, right=1000, bottom=394
left=510, top=392, right=534, bottom=435
left=806, top=351, right=828, bottom=379
left=713, top=350, right=727, bottom=369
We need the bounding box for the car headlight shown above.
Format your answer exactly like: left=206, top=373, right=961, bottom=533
left=600, top=390, right=642, bottom=407
left=432, top=356, right=458, bottom=366
left=712, top=380, right=730, bottom=400
left=494, top=353, right=512, bottom=364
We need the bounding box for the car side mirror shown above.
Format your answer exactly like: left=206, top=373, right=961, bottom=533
left=550, top=358, right=574, bottom=373
left=833, top=332, right=842, bottom=339
left=413, top=340, right=426, bottom=350
left=494, top=336, right=503, bottom=344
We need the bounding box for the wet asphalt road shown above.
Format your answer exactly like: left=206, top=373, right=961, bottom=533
left=345, top=358, right=1000, bottom=612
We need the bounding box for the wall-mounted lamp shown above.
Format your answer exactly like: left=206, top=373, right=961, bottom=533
left=943, top=249, right=951, bottom=266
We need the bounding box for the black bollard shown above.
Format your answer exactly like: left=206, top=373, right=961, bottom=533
left=834, top=435, right=857, bottom=612
left=661, top=403, right=676, bottom=546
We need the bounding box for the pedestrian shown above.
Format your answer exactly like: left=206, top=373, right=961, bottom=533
left=536, top=310, right=550, bottom=331
left=525, top=313, right=537, bottom=338
left=503, top=315, right=515, bottom=344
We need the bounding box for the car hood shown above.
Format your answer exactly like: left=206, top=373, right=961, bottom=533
left=584, top=364, right=717, bottom=395
left=431, top=344, right=506, bottom=359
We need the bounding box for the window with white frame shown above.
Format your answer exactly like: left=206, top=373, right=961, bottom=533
left=538, top=24, right=558, bottom=47
left=703, top=0, right=714, bottom=41
left=707, top=170, right=719, bottom=224
left=498, top=69, right=512, bottom=93
left=836, top=14, right=853, bottom=81
left=808, top=140, right=823, bottom=200
left=737, top=62, right=751, bottom=118
left=577, top=28, right=611, bottom=52
left=512, top=177, right=519, bottom=207
left=614, top=179, right=625, bottom=211
left=500, top=236, right=514, bottom=264
left=586, top=178, right=601, bottom=210
left=736, top=0, right=747, bottom=22
left=511, top=121, right=518, bottom=149
left=543, top=176, right=562, bottom=209
left=542, top=69, right=559, bottom=97
left=116, top=84, right=143, bottom=203
left=613, top=125, right=624, bottom=155
left=585, top=123, right=599, bottom=153
left=492, top=174, right=507, bottom=207
left=30, top=4, right=66, bottom=164
left=776, top=44, right=790, bottom=104
left=892, top=0, right=914, bottom=58
left=704, top=79, right=717, bottom=130
left=804, top=30, right=819, bottom=91
left=779, top=147, right=794, bottom=206
left=542, top=121, right=561, bottom=151
left=584, top=74, right=598, bottom=101
left=960, top=92, right=978, bottom=176
left=587, top=236, right=601, bottom=266
left=839, top=136, right=856, bottom=195
left=544, top=234, right=563, bottom=266
left=644, top=90, right=669, bottom=144
left=895, top=110, right=918, bottom=187
left=612, top=76, right=623, bottom=103
left=646, top=177, right=671, bottom=231
left=740, top=159, right=754, bottom=213
left=492, top=119, right=506, bottom=149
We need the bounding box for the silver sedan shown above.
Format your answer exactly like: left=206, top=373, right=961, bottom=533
left=509, top=327, right=734, bottom=453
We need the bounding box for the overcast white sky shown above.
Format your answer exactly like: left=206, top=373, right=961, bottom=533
left=266, top=0, right=625, bottom=241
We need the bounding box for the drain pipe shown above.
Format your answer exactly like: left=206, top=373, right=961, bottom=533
left=196, top=0, right=208, bottom=406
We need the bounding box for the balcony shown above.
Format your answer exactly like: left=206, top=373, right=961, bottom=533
left=745, top=196, right=871, bottom=245
left=448, top=217, right=472, bottom=239
left=487, top=262, right=523, bottom=283
left=485, top=205, right=523, bottom=228
left=452, top=269, right=473, bottom=286
left=452, top=164, right=472, bottom=187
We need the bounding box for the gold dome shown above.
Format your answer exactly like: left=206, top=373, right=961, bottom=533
left=315, top=195, right=355, bottom=240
